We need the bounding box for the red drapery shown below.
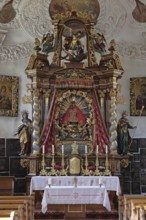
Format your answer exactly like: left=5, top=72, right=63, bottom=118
left=40, top=89, right=57, bottom=153
left=92, top=89, right=110, bottom=153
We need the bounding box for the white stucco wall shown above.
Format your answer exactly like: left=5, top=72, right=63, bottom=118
left=0, top=0, right=146, bottom=139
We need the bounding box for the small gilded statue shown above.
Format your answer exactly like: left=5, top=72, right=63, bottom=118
left=71, top=141, right=79, bottom=154
left=15, top=110, right=32, bottom=156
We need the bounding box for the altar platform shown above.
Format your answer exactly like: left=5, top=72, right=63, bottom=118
left=30, top=176, right=121, bottom=219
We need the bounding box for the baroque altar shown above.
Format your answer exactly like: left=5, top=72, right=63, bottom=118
left=23, top=0, right=126, bottom=178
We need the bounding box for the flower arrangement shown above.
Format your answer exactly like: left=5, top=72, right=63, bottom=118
left=88, top=165, right=96, bottom=170
left=54, top=164, right=62, bottom=170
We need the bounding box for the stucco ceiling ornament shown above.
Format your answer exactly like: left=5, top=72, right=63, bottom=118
left=0, top=29, right=7, bottom=45
left=128, top=0, right=146, bottom=28
left=17, top=0, right=53, bottom=39
left=0, top=0, right=20, bottom=29
left=95, top=0, right=127, bottom=40
left=0, top=41, right=33, bottom=61
left=116, top=41, right=146, bottom=60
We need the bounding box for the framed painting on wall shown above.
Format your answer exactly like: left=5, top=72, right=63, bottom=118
left=130, top=77, right=146, bottom=116
left=0, top=75, right=19, bottom=116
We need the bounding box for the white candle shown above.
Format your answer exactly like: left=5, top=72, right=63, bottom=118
left=62, top=145, right=64, bottom=154
left=52, top=145, right=54, bottom=154
left=99, top=178, right=102, bottom=185
left=106, top=145, right=108, bottom=154
left=96, top=145, right=98, bottom=154
left=48, top=178, right=52, bottom=185
left=85, top=145, right=87, bottom=154
left=42, top=145, right=45, bottom=154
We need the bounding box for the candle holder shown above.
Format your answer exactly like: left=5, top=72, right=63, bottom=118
left=74, top=176, right=78, bottom=187
left=103, top=154, right=111, bottom=176
left=60, top=153, right=67, bottom=176
left=82, top=153, right=90, bottom=176
left=94, top=153, right=101, bottom=176
left=48, top=153, right=57, bottom=176
left=39, top=152, right=47, bottom=176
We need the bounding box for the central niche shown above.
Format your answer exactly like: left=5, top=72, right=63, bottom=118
left=61, top=21, right=87, bottom=63
left=55, top=90, right=94, bottom=144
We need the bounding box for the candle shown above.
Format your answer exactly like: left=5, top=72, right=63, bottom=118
left=62, top=145, right=64, bottom=154
left=99, top=178, right=102, bottom=186
left=42, top=145, right=45, bottom=154
left=48, top=178, right=52, bottom=185
left=96, top=145, right=98, bottom=154
left=85, top=145, right=87, bottom=154
left=52, top=144, right=54, bottom=154
left=106, top=145, right=108, bottom=154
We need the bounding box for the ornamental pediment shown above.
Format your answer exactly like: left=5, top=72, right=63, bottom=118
left=54, top=68, right=96, bottom=80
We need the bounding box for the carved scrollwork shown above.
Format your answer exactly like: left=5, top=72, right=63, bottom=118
left=120, top=158, right=129, bottom=168
left=20, top=158, right=29, bottom=168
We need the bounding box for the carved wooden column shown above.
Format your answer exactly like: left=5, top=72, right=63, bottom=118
left=32, top=89, right=41, bottom=155
left=109, top=89, right=118, bottom=152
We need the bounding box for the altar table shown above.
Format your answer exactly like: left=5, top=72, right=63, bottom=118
left=30, top=176, right=121, bottom=196
left=41, top=185, right=111, bottom=214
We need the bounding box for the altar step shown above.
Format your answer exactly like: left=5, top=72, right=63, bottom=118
left=34, top=209, right=119, bottom=220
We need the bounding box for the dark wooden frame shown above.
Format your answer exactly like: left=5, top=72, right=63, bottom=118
left=0, top=75, right=19, bottom=116
left=130, top=77, right=146, bottom=116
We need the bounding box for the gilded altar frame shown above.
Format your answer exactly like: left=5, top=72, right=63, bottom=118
left=130, top=77, right=146, bottom=116
left=0, top=75, right=19, bottom=116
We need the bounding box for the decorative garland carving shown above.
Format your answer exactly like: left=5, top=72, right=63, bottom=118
left=18, top=0, right=53, bottom=38
left=116, top=41, right=146, bottom=60
left=55, top=90, right=94, bottom=146
left=0, top=42, right=33, bottom=61
left=95, top=0, right=127, bottom=39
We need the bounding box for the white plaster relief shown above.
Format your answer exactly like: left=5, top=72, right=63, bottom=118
left=18, top=0, right=53, bottom=39
left=96, top=0, right=127, bottom=39
left=0, top=0, right=21, bottom=29
left=116, top=41, right=146, bottom=60
left=0, top=41, right=33, bottom=61
left=0, top=29, right=7, bottom=45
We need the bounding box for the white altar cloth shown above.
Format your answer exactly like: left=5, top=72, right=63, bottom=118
left=41, top=185, right=111, bottom=214
left=30, top=176, right=121, bottom=196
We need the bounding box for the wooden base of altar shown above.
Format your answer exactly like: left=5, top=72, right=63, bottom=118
left=65, top=204, right=86, bottom=218
left=35, top=203, right=110, bottom=219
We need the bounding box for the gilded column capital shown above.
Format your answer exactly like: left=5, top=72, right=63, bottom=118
left=33, top=89, right=40, bottom=97
left=98, top=90, right=106, bottom=99
left=44, top=89, right=51, bottom=98
left=109, top=89, right=118, bottom=99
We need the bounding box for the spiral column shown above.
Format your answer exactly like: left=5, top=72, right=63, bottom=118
left=109, top=89, right=118, bottom=151
left=32, top=89, right=41, bottom=155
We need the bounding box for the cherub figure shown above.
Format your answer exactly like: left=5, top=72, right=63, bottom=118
left=91, top=32, right=106, bottom=54
left=41, top=32, right=54, bottom=54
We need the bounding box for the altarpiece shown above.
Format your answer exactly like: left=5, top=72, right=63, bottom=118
left=24, top=0, right=124, bottom=176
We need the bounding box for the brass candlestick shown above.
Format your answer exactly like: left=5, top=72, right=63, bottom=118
left=94, top=153, right=101, bottom=176
left=60, top=153, right=67, bottom=176
left=39, top=152, right=47, bottom=176
left=104, top=154, right=111, bottom=176
left=83, top=153, right=90, bottom=176
left=48, top=153, right=57, bottom=176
